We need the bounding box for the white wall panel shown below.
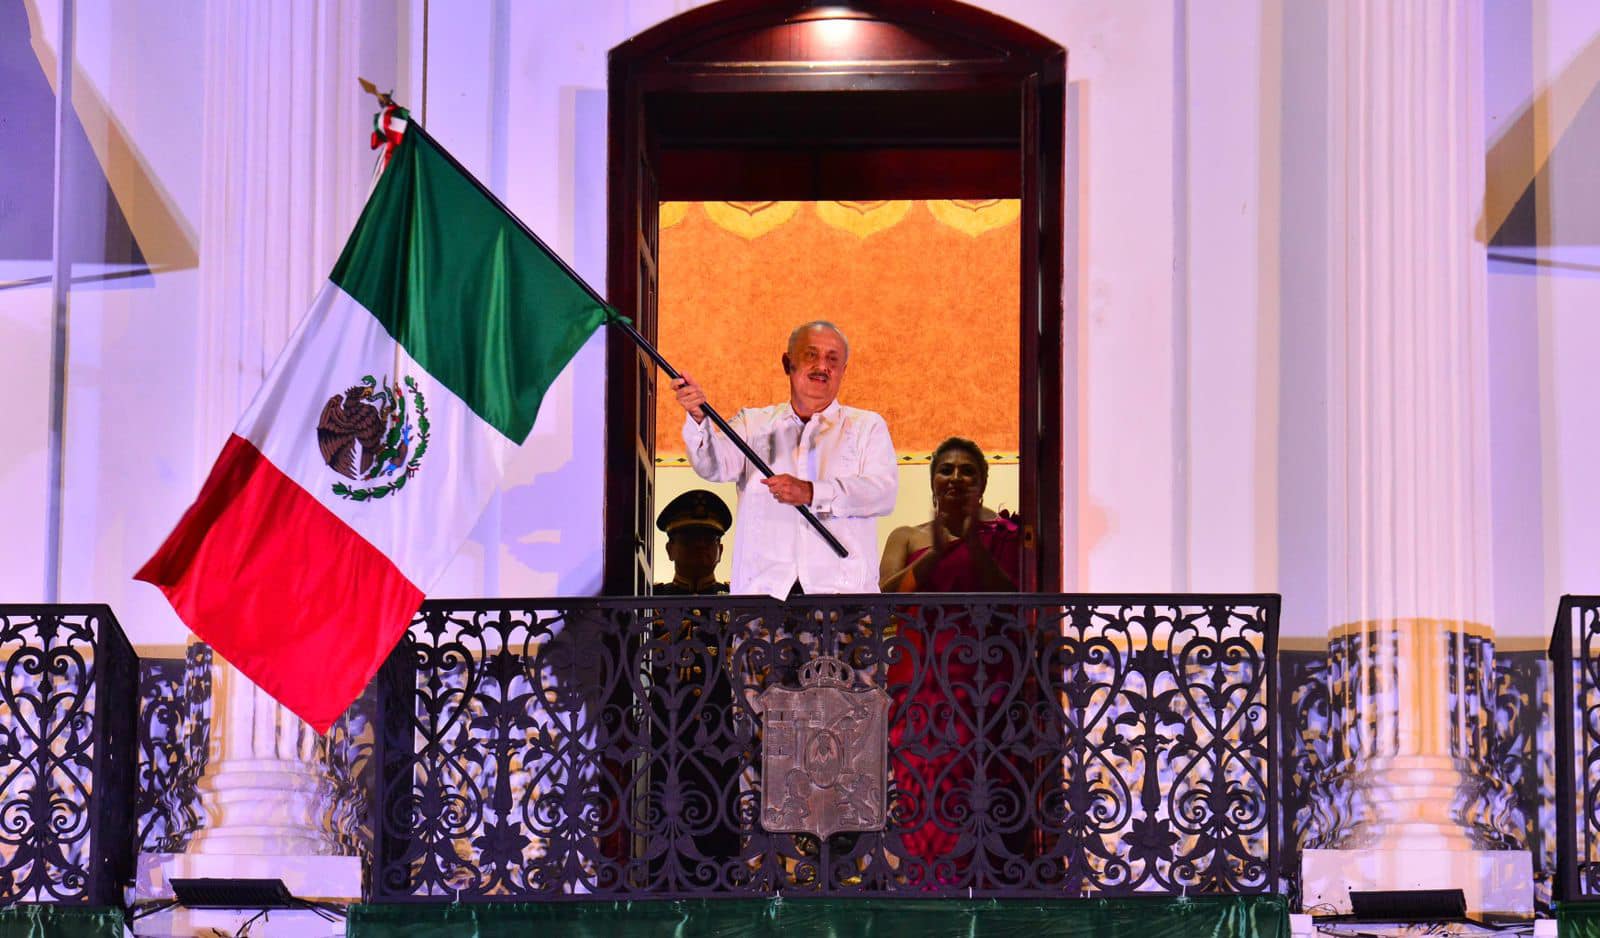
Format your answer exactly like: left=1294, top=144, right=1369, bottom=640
left=0, top=285, right=52, bottom=602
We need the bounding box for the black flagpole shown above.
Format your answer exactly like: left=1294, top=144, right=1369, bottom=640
left=401, top=118, right=850, bottom=560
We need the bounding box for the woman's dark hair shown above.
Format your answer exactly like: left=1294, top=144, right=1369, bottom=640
left=930, top=436, right=988, bottom=487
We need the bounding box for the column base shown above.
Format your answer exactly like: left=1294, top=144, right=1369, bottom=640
left=186, top=757, right=336, bottom=856
left=1301, top=847, right=1532, bottom=916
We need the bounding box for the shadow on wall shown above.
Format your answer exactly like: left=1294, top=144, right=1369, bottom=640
left=1483, top=27, right=1600, bottom=273
left=1, top=0, right=197, bottom=289
left=496, top=334, right=608, bottom=596
left=461, top=88, right=610, bottom=598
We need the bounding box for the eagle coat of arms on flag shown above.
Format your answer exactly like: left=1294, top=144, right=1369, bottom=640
left=317, top=374, right=430, bottom=501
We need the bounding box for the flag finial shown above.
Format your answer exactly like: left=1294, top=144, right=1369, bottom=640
left=358, top=76, right=395, bottom=109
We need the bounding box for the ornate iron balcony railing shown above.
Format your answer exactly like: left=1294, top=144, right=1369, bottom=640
left=371, top=593, right=1280, bottom=901
left=0, top=605, right=137, bottom=905
left=1551, top=594, right=1600, bottom=900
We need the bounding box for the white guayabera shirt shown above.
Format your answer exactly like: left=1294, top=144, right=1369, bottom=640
left=682, top=399, right=898, bottom=597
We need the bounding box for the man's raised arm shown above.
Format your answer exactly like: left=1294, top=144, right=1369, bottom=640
left=675, top=373, right=748, bottom=483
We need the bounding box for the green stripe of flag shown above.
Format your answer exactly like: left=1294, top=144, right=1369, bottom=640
left=329, top=125, right=610, bottom=441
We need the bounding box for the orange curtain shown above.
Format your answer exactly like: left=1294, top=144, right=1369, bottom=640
left=655, top=200, right=1020, bottom=460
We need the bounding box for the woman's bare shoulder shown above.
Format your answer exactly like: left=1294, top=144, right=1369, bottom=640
left=883, top=521, right=933, bottom=548
left=883, top=523, right=917, bottom=545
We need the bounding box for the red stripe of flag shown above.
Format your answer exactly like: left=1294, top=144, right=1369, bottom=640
left=136, top=434, right=424, bottom=732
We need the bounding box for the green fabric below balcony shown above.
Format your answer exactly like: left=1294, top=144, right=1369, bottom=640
left=347, top=895, right=1290, bottom=938
left=0, top=905, right=124, bottom=938
left=1560, top=899, right=1600, bottom=937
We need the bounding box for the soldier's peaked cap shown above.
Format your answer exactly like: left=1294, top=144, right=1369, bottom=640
left=656, top=489, right=732, bottom=537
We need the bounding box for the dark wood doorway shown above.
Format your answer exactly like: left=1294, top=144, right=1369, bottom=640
left=605, top=0, right=1065, bottom=595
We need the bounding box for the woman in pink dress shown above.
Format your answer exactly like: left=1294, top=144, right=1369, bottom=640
left=878, top=438, right=1020, bottom=882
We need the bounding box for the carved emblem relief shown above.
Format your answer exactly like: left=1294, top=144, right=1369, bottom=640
left=752, top=655, right=889, bottom=839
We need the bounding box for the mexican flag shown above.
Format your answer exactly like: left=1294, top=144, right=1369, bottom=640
left=137, top=113, right=612, bottom=732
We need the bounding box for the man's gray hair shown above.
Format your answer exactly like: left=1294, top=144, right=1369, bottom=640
left=787, top=320, right=850, bottom=360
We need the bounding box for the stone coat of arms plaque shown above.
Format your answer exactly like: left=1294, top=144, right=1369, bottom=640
left=752, top=655, right=889, bottom=838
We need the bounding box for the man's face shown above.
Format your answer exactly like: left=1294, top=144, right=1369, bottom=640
left=784, top=326, right=848, bottom=417
left=665, top=527, right=722, bottom=582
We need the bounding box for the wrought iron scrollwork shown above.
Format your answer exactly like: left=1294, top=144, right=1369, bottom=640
left=372, top=594, right=1280, bottom=900
left=136, top=643, right=211, bottom=853
left=323, top=688, right=376, bottom=865
left=1278, top=650, right=1332, bottom=898
left=1487, top=649, right=1555, bottom=911
left=1453, top=633, right=1529, bottom=851
left=0, top=605, right=136, bottom=905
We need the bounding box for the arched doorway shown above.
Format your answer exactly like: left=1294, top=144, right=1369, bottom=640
left=605, top=0, right=1065, bottom=595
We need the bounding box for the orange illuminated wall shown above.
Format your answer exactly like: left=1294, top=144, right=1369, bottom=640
left=655, top=199, right=1020, bottom=461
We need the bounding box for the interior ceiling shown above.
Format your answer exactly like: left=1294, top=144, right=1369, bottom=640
left=650, top=89, right=1021, bottom=148
left=651, top=89, right=1022, bottom=201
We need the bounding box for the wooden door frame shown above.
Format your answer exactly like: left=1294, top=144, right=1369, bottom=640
left=606, top=0, right=1065, bottom=595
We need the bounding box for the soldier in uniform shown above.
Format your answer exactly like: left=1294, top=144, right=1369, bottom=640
left=653, top=489, right=732, bottom=596
left=650, top=489, right=739, bottom=874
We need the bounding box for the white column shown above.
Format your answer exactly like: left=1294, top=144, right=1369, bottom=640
left=182, top=656, right=345, bottom=858
left=134, top=2, right=400, bottom=932
left=1300, top=0, right=1530, bottom=916
left=192, top=0, right=392, bottom=456
left=135, top=650, right=361, bottom=936
left=149, top=646, right=363, bottom=889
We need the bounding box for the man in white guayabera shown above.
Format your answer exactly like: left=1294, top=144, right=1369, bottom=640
left=670, top=320, right=898, bottom=598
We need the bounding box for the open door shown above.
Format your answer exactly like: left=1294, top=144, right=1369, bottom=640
left=606, top=0, right=1066, bottom=594
left=1018, top=69, right=1067, bottom=592
left=605, top=70, right=661, bottom=595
